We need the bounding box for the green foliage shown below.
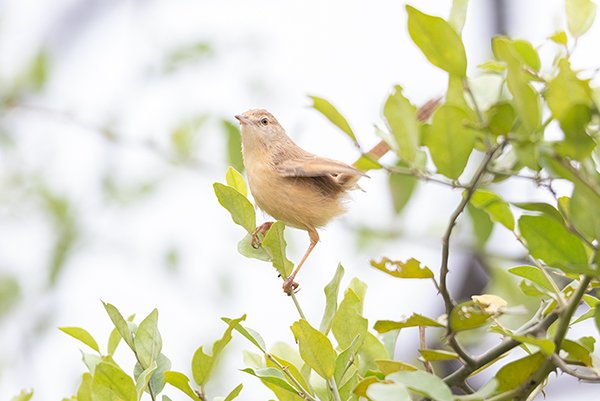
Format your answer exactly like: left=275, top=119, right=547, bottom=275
left=45, top=2, right=600, bottom=401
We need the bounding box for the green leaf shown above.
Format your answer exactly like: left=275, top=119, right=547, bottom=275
left=10, top=390, right=34, bottom=401
left=334, top=335, right=361, bottom=384
left=418, top=349, right=459, bottom=361
left=388, top=370, right=453, bottom=401
left=224, top=384, right=243, bottom=401
left=59, top=327, right=100, bottom=353
left=310, top=96, right=357, bottom=144
left=449, top=301, right=493, bottom=332
left=223, top=120, right=244, bottom=173
left=383, top=85, right=420, bottom=164
left=135, top=309, right=162, bottom=369
left=448, top=0, right=469, bottom=33
left=571, top=183, right=600, bottom=241
left=508, top=265, right=555, bottom=293
left=261, top=222, right=294, bottom=278
left=193, top=315, right=245, bottom=386
left=467, top=203, right=494, bottom=248
left=374, top=313, right=444, bottom=333
left=164, top=371, right=201, bottom=401
left=107, top=327, right=121, bottom=356
left=562, top=339, right=593, bottom=366
left=237, top=234, right=271, bottom=261
left=511, top=335, right=555, bottom=356
left=424, top=105, right=476, bottom=179
left=549, top=31, right=568, bottom=45
left=370, top=257, right=433, bottom=279
left=495, top=352, right=545, bottom=392
left=554, top=105, right=595, bottom=160
left=366, top=382, right=411, bottom=401
left=406, top=6, right=467, bottom=76
left=102, top=302, right=134, bottom=351
left=82, top=352, right=102, bottom=374
left=512, top=202, right=564, bottom=224
left=225, top=166, right=248, bottom=197
left=290, top=319, right=336, bottom=379
left=222, top=316, right=266, bottom=353
left=545, top=58, right=593, bottom=121
left=320, top=263, right=345, bottom=334
left=486, top=102, right=515, bottom=136
left=518, top=215, right=588, bottom=271
left=595, top=307, right=600, bottom=334
left=469, top=189, right=514, bottom=230
left=134, top=353, right=171, bottom=395
left=213, top=183, right=256, bottom=233
left=91, top=361, right=137, bottom=401
left=241, top=367, right=298, bottom=393
left=477, top=60, right=506, bottom=73
left=566, top=0, right=597, bottom=37
left=389, top=169, right=418, bottom=215
left=77, top=373, right=92, bottom=401
left=332, top=288, right=368, bottom=349
left=375, top=360, right=418, bottom=375
left=136, top=361, right=157, bottom=398
left=493, top=37, right=541, bottom=133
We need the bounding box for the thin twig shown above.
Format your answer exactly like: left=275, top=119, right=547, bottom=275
left=266, top=354, right=317, bottom=401
left=289, top=292, right=307, bottom=321
left=327, top=377, right=342, bottom=401
left=384, top=165, right=469, bottom=189
left=551, top=354, right=600, bottom=382
left=418, top=326, right=434, bottom=374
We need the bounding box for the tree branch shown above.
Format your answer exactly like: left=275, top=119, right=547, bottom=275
left=551, top=354, right=600, bottom=383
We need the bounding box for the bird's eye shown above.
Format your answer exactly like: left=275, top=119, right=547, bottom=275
left=260, top=118, right=269, bottom=126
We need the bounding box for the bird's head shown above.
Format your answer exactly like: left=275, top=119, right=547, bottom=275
left=235, top=109, right=286, bottom=144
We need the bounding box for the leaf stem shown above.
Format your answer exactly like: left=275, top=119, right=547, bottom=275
left=266, top=354, right=317, bottom=401
left=327, top=377, right=342, bottom=401
left=289, top=292, right=307, bottom=320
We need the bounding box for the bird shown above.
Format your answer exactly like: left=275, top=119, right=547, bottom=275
left=234, top=109, right=367, bottom=295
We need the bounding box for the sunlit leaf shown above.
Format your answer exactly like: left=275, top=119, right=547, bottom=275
left=470, top=189, right=514, bottom=230
left=91, top=361, right=137, bottom=401
left=134, top=309, right=162, bottom=369
left=59, top=327, right=100, bottom=353
left=495, top=352, right=545, bottom=392
left=222, top=316, right=266, bottom=353
left=419, top=349, right=459, bottom=361
left=562, top=339, right=593, bottom=366
left=448, top=0, right=469, bottom=33
left=508, top=265, right=555, bottom=293
left=237, top=234, right=271, bottom=261
left=467, top=203, right=494, bottom=248
left=374, top=313, right=444, bottom=333
left=77, top=373, right=92, bottom=401
left=213, top=183, right=256, bottom=233
left=164, top=371, right=201, bottom=401
left=102, top=302, right=134, bottom=351
left=383, top=85, right=420, bottom=164
left=241, top=367, right=298, bottom=393
left=512, top=202, right=564, bottom=224
left=291, top=319, right=336, bottom=379
left=10, top=389, right=34, bottom=401
left=424, top=105, right=476, bottom=179
left=320, top=263, right=345, bottom=334
left=511, top=335, right=555, bottom=356
left=518, top=215, right=589, bottom=272
left=375, top=360, right=418, bottom=375
left=332, top=288, right=368, bottom=349
left=135, top=361, right=157, bottom=398
left=262, top=222, right=294, bottom=278
left=566, top=0, right=597, bottom=37
left=549, top=31, right=568, bottom=45
left=388, top=370, right=453, bottom=401
left=310, top=96, right=357, bottom=144
left=449, top=301, right=493, bottom=332
left=223, top=120, right=244, bottom=173
left=406, top=6, right=467, bottom=76
left=370, top=257, right=433, bottom=279
left=389, top=169, right=418, bottom=215
left=366, top=382, right=411, bottom=401
left=571, top=183, right=600, bottom=241
left=224, top=384, right=244, bottom=401
left=225, top=166, right=248, bottom=197
left=486, top=102, right=515, bottom=136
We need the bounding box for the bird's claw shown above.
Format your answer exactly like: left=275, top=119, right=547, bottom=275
left=282, top=278, right=299, bottom=296
left=251, top=222, right=274, bottom=249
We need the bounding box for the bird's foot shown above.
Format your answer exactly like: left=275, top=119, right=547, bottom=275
left=282, top=277, right=299, bottom=296
left=251, top=221, right=274, bottom=248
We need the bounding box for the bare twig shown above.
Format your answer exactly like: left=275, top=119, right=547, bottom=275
left=551, top=354, right=600, bottom=383
left=418, top=326, right=434, bottom=374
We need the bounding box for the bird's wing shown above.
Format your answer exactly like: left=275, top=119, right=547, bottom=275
left=275, top=154, right=367, bottom=178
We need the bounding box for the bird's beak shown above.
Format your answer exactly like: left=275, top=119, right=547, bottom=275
left=235, top=114, right=250, bottom=125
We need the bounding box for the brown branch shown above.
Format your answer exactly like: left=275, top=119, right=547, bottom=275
left=418, top=326, right=434, bottom=374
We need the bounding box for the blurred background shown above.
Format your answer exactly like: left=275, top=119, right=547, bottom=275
left=0, top=0, right=598, bottom=399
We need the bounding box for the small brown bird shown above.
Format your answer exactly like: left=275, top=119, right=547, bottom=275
left=235, top=109, right=367, bottom=295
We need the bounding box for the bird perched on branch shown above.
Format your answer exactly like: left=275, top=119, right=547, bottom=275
left=235, top=109, right=367, bottom=295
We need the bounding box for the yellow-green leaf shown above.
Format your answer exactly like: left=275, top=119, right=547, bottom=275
left=406, top=6, right=467, bottom=76
left=59, top=327, right=100, bottom=353
left=383, top=85, right=420, bottom=164
left=418, top=349, right=459, bottom=361
left=225, top=166, right=248, bottom=197
left=290, top=320, right=336, bottom=379
left=261, top=222, right=294, bottom=278
left=469, top=189, right=514, bottom=230
left=213, top=182, right=256, bottom=233
left=91, top=361, right=137, bottom=401
left=310, top=96, right=357, bottom=144
left=495, top=352, right=546, bottom=392
left=370, top=257, right=433, bottom=279
left=566, top=0, right=597, bottom=38
left=374, top=313, right=444, bottom=333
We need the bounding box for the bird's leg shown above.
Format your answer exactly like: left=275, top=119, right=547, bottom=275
left=251, top=221, right=274, bottom=248
left=283, top=227, right=319, bottom=296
